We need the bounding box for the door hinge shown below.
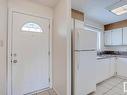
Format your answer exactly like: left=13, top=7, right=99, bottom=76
left=11, top=53, right=13, bottom=63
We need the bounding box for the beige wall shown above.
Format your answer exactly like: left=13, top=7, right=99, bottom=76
left=8, top=0, right=53, bottom=18
left=53, top=0, right=71, bottom=95
left=0, top=0, right=7, bottom=95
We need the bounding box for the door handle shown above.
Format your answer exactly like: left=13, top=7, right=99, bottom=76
left=13, top=60, right=18, bottom=63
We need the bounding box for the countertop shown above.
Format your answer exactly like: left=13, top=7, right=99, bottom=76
left=97, top=54, right=127, bottom=60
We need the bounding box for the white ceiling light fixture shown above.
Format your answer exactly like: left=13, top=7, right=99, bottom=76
left=107, top=0, right=127, bottom=15
left=111, top=4, right=127, bottom=15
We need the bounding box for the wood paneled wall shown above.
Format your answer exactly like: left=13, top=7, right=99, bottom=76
left=104, top=19, right=127, bottom=31
left=71, top=9, right=84, bottom=21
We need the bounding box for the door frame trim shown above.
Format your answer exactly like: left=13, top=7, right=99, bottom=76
left=7, top=10, right=53, bottom=95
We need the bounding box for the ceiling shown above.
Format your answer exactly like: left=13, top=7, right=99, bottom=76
left=72, top=0, right=127, bottom=25
left=31, top=0, right=59, bottom=7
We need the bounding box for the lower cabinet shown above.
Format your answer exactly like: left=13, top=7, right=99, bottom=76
left=96, top=57, right=127, bottom=84
left=109, top=58, right=115, bottom=77
left=96, top=58, right=115, bottom=84
left=117, top=58, right=127, bottom=77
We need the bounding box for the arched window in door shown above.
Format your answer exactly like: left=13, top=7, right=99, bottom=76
left=21, top=23, right=43, bottom=32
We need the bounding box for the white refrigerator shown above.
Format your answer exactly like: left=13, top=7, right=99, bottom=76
left=72, top=28, right=97, bottom=95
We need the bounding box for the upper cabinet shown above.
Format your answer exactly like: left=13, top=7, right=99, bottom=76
left=104, top=30, right=112, bottom=46
left=123, top=27, right=127, bottom=45
left=111, top=28, right=123, bottom=45
left=104, top=28, right=124, bottom=46
left=104, top=20, right=127, bottom=46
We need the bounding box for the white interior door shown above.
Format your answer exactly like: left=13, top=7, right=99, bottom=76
left=11, top=12, right=50, bottom=95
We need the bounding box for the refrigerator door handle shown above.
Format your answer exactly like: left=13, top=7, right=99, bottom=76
left=75, top=52, right=80, bottom=70
left=77, top=61, right=80, bottom=70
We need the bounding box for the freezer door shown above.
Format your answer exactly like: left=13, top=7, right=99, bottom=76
left=74, top=51, right=96, bottom=95
left=75, top=29, right=97, bottom=50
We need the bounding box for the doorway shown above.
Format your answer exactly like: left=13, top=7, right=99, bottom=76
left=8, top=12, right=51, bottom=95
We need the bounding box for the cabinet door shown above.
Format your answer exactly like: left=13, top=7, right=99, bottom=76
left=104, top=31, right=112, bottom=46
left=109, top=58, right=115, bottom=77
left=112, top=28, right=123, bottom=45
left=123, top=27, right=127, bottom=45
left=96, top=59, right=110, bottom=84
left=117, top=58, right=127, bottom=77
left=96, top=58, right=115, bottom=84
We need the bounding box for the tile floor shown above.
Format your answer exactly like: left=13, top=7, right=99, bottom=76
left=27, top=76, right=127, bottom=95
left=27, top=89, right=57, bottom=95
left=89, top=76, right=127, bottom=95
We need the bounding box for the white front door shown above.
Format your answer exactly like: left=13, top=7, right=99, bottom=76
left=11, top=12, right=50, bottom=95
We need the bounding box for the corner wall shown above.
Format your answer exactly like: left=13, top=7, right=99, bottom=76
left=0, top=0, right=7, bottom=95
left=53, top=0, right=71, bottom=95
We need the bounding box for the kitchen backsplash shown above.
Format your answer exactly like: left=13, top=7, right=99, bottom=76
left=104, top=46, right=127, bottom=51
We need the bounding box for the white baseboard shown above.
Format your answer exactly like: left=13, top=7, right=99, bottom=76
left=53, top=86, right=60, bottom=95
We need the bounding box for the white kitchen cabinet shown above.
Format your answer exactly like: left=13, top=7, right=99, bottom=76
left=117, top=58, right=127, bottom=77
left=96, top=58, right=115, bottom=84
left=111, top=28, right=123, bottom=45
left=104, top=30, right=112, bottom=46
left=123, top=27, right=127, bottom=45
left=109, top=58, right=115, bottom=77
left=96, top=59, right=110, bottom=84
